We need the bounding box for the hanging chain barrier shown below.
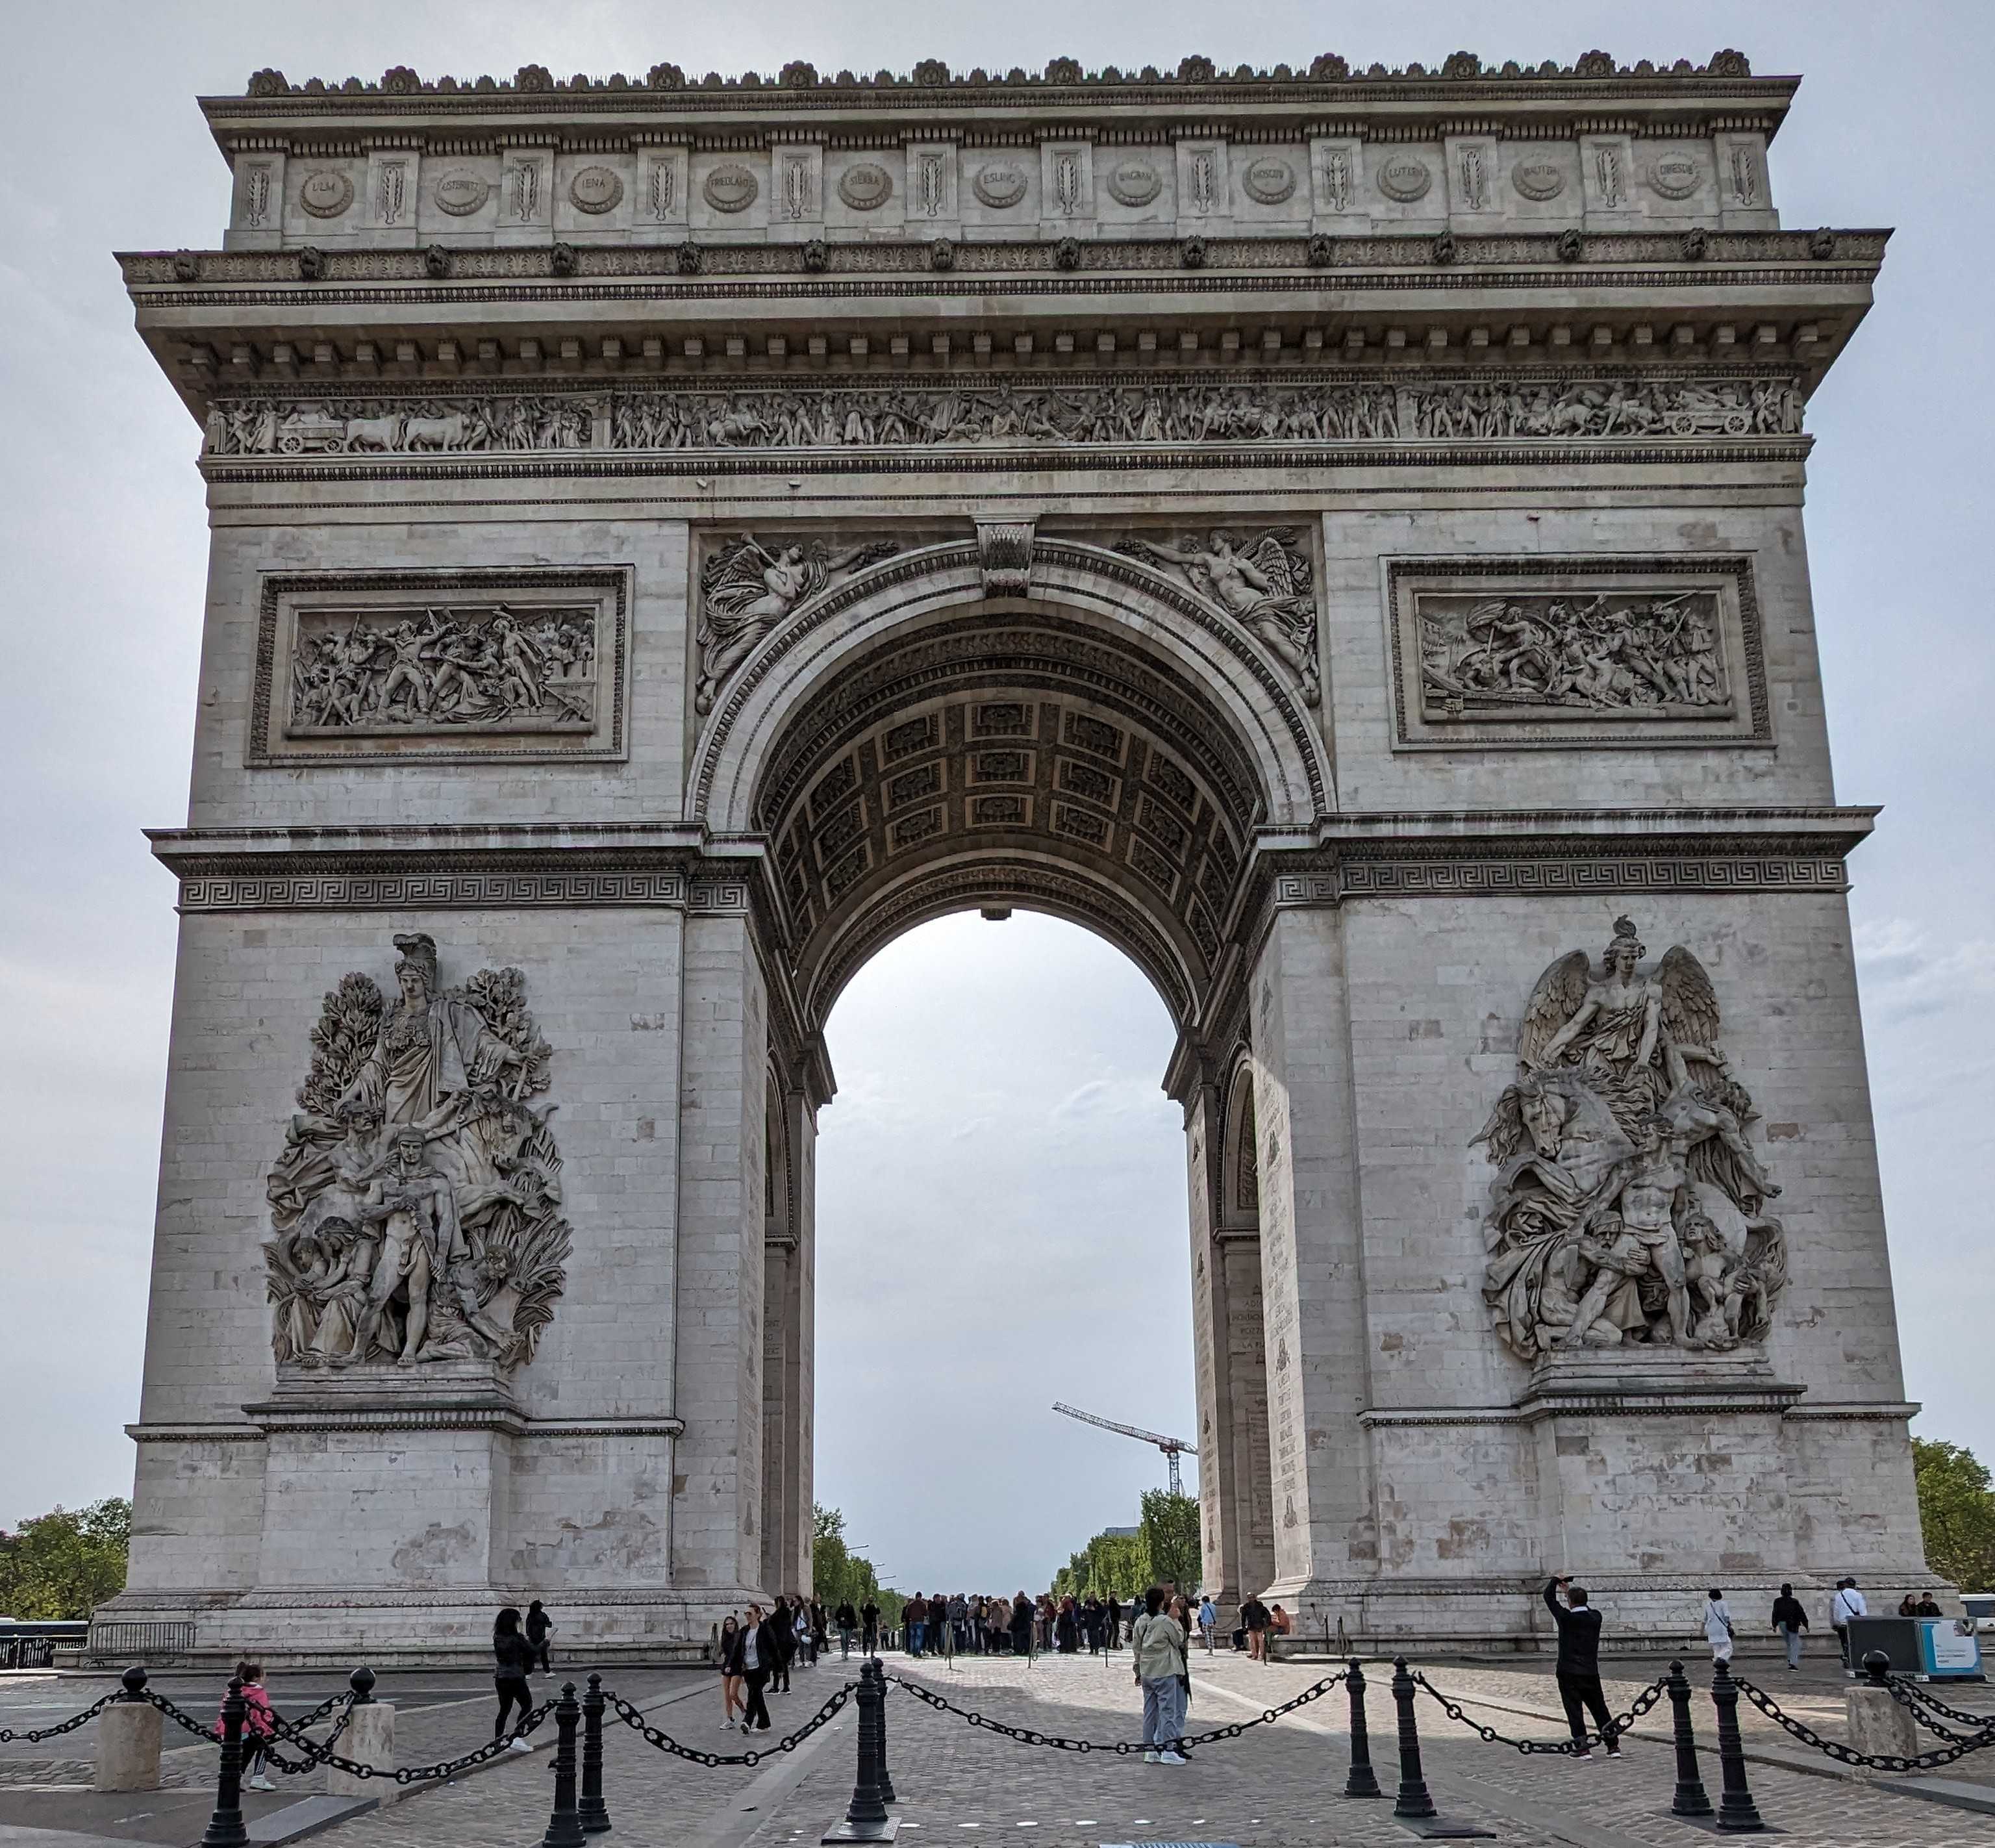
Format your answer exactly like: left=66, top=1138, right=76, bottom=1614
left=1731, top=1672, right=1995, bottom=1774
left=0, top=1691, right=121, bottom=1745
left=887, top=1666, right=1348, bottom=1754
left=601, top=1681, right=855, bottom=1769
left=1887, top=1675, right=1995, bottom=1734
left=1410, top=1667, right=1670, bottom=1754
left=128, top=1683, right=558, bottom=1785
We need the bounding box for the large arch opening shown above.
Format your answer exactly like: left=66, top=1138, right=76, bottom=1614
left=731, top=572, right=1297, bottom=1603
left=812, top=912, right=1194, bottom=1589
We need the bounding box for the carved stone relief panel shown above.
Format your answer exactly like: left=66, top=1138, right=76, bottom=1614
left=1384, top=555, right=1770, bottom=750
left=1309, top=138, right=1363, bottom=219
left=264, top=931, right=571, bottom=1380
left=1038, top=144, right=1094, bottom=223
left=1445, top=137, right=1501, bottom=216
left=249, top=568, right=631, bottom=766
left=1175, top=142, right=1229, bottom=220
left=1475, top=917, right=1785, bottom=1365
left=638, top=147, right=691, bottom=228
left=903, top=143, right=960, bottom=226
left=1580, top=134, right=1638, bottom=215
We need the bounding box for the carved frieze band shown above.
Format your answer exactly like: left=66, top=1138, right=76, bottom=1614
left=171, top=846, right=1846, bottom=914
left=1273, top=855, right=1849, bottom=905
left=204, top=372, right=1803, bottom=464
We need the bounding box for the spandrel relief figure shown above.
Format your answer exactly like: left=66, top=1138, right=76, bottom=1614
left=1474, top=917, right=1785, bottom=1363
left=1118, top=530, right=1320, bottom=705
left=695, top=536, right=899, bottom=715
left=264, top=933, right=571, bottom=1374
left=1419, top=590, right=1727, bottom=722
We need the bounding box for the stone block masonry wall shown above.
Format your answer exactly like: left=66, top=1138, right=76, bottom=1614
left=668, top=912, right=772, bottom=1601
left=1251, top=907, right=1375, bottom=1601
left=188, top=513, right=692, bottom=830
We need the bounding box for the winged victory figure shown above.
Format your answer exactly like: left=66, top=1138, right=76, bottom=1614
left=1473, top=917, right=1785, bottom=1363
left=695, top=536, right=898, bottom=715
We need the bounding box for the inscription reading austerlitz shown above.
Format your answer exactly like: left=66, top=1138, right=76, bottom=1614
left=287, top=602, right=598, bottom=735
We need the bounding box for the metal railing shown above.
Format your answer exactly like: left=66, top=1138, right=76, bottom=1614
left=86, top=1620, right=195, bottom=1662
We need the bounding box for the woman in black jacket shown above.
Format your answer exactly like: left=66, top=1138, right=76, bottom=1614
left=722, top=1604, right=779, bottom=1733
left=492, top=1607, right=536, bottom=1749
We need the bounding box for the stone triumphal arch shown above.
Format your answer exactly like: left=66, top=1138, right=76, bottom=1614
left=110, top=49, right=1935, bottom=1663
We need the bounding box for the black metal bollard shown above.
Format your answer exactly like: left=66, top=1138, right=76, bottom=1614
left=1709, top=1661, right=1766, bottom=1834
left=1665, top=1660, right=1713, bottom=1817
left=823, top=1662, right=893, bottom=1842
left=869, top=1660, right=896, bottom=1804
left=1390, top=1657, right=1437, bottom=1821
left=539, top=1683, right=586, bottom=1848
left=349, top=1665, right=376, bottom=1705
left=1343, top=1659, right=1383, bottom=1799
left=200, top=1677, right=249, bottom=1848
left=579, top=1673, right=611, bottom=1835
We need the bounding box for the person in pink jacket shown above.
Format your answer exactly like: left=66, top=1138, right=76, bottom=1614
left=220, top=1660, right=281, bottom=1792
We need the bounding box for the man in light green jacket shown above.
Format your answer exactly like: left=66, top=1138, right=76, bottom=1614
left=1130, top=1586, right=1189, bottom=1764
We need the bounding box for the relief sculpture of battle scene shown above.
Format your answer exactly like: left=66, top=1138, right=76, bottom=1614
left=1419, top=587, right=1728, bottom=721
left=264, top=933, right=571, bottom=1375
left=1475, top=917, right=1787, bottom=1364
left=288, top=601, right=598, bottom=735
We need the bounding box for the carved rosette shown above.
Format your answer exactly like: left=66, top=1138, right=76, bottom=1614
left=263, top=934, right=571, bottom=1376
left=1474, top=916, right=1787, bottom=1365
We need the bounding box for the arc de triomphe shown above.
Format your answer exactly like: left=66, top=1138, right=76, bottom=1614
left=107, top=49, right=1934, bottom=1663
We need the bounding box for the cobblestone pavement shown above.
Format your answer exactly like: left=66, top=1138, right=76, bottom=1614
left=271, top=1649, right=1994, bottom=1848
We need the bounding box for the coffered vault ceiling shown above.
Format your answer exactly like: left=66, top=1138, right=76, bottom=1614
left=756, top=608, right=1264, bottom=1030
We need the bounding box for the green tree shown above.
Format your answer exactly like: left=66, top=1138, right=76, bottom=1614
left=1139, top=1489, right=1201, bottom=1595
left=0, top=1499, right=131, bottom=1620
left=809, top=1504, right=904, bottom=1626
left=1913, top=1439, right=1995, bottom=1593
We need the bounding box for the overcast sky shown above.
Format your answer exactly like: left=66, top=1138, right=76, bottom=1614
left=3, top=1, right=1989, bottom=1591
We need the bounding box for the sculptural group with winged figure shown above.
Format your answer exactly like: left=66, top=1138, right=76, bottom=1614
left=1475, top=917, right=1786, bottom=1363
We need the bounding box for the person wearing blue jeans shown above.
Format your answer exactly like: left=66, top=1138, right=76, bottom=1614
left=1130, top=1586, right=1189, bottom=1765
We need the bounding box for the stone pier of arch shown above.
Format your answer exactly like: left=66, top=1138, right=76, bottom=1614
left=103, top=52, right=1939, bottom=1665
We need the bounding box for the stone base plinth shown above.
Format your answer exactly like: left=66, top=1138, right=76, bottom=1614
left=89, top=1586, right=727, bottom=1670
left=325, top=1702, right=396, bottom=1799
left=1846, top=1684, right=1920, bottom=1766
left=94, top=1701, right=162, bottom=1791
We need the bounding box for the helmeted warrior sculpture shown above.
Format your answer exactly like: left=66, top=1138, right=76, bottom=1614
left=1474, top=917, right=1785, bottom=1362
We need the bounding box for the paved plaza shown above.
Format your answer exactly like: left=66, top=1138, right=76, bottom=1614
left=5, top=1648, right=1992, bottom=1847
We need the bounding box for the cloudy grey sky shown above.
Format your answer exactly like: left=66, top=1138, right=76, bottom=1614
left=3, top=1, right=1989, bottom=1590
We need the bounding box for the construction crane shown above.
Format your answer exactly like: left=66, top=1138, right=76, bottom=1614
left=1051, top=1402, right=1197, bottom=1495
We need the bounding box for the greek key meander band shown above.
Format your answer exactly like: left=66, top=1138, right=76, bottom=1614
left=173, top=855, right=1848, bottom=912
